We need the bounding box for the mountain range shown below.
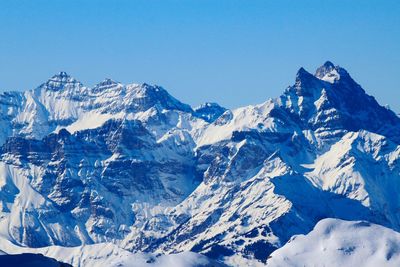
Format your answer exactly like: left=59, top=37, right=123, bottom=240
left=0, top=61, right=400, bottom=266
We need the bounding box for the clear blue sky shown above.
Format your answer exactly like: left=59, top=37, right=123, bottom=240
left=0, top=0, right=399, bottom=110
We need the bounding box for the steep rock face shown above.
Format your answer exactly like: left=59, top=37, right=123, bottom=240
left=142, top=130, right=395, bottom=263
left=279, top=62, right=400, bottom=144
left=0, top=62, right=400, bottom=265
left=121, top=62, right=400, bottom=263
left=0, top=119, right=199, bottom=247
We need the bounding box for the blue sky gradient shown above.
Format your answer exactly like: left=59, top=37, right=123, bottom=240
left=0, top=0, right=399, bottom=110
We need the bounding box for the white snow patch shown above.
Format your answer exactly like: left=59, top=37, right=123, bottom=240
left=267, top=218, right=400, bottom=267
left=63, top=112, right=123, bottom=133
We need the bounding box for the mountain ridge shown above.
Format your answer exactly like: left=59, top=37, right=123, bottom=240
left=0, top=61, right=399, bottom=266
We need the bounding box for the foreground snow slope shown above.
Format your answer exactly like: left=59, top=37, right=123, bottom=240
left=0, top=239, right=223, bottom=267
left=267, top=218, right=400, bottom=267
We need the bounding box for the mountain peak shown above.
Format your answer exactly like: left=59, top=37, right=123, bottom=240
left=296, top=67, right=313, bottom=80
left=127, top=83, right=193, bottom=113
left=50, top=71, right=75, bottom=81
left=321, top=60, right=335, bottom=69
left=97, top=78, right=119, bottom=87
left=314, top=61, right=342, bottom=83
left=295, top=67, right=318, bottom=90
left=195, top=102, right=222, bottom=109
left=92, top=78, right=120, bottom=93
left=315, top=60, right=335, bottom=75
left=297, top=67, right=309, bottom=75
left=103, top=78, right=117, bottom=84
left=56, top=71, right=69, bottom=78
left=42, top=71, right=81, bottom=91
left=194, top=102, right=227, bottom=122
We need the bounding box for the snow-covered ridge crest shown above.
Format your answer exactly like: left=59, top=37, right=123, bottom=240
left=198, top=61, right=400, bottom=147
left=1, top=62, right=398, bottom=146
left=0, top=72, right=212, bottom=144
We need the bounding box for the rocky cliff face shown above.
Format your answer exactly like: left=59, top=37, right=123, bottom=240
left=0, top=62, right=399, bottom=265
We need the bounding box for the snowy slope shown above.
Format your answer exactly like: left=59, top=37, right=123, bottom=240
left=0, top=61, right=400, bottom=266
left=267, top=218, right=400, bottom=267
left=0, top=239, right=222, bottom=267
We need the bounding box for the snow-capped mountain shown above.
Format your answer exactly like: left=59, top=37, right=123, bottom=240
left=0, top=61, right=400, bottom=266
